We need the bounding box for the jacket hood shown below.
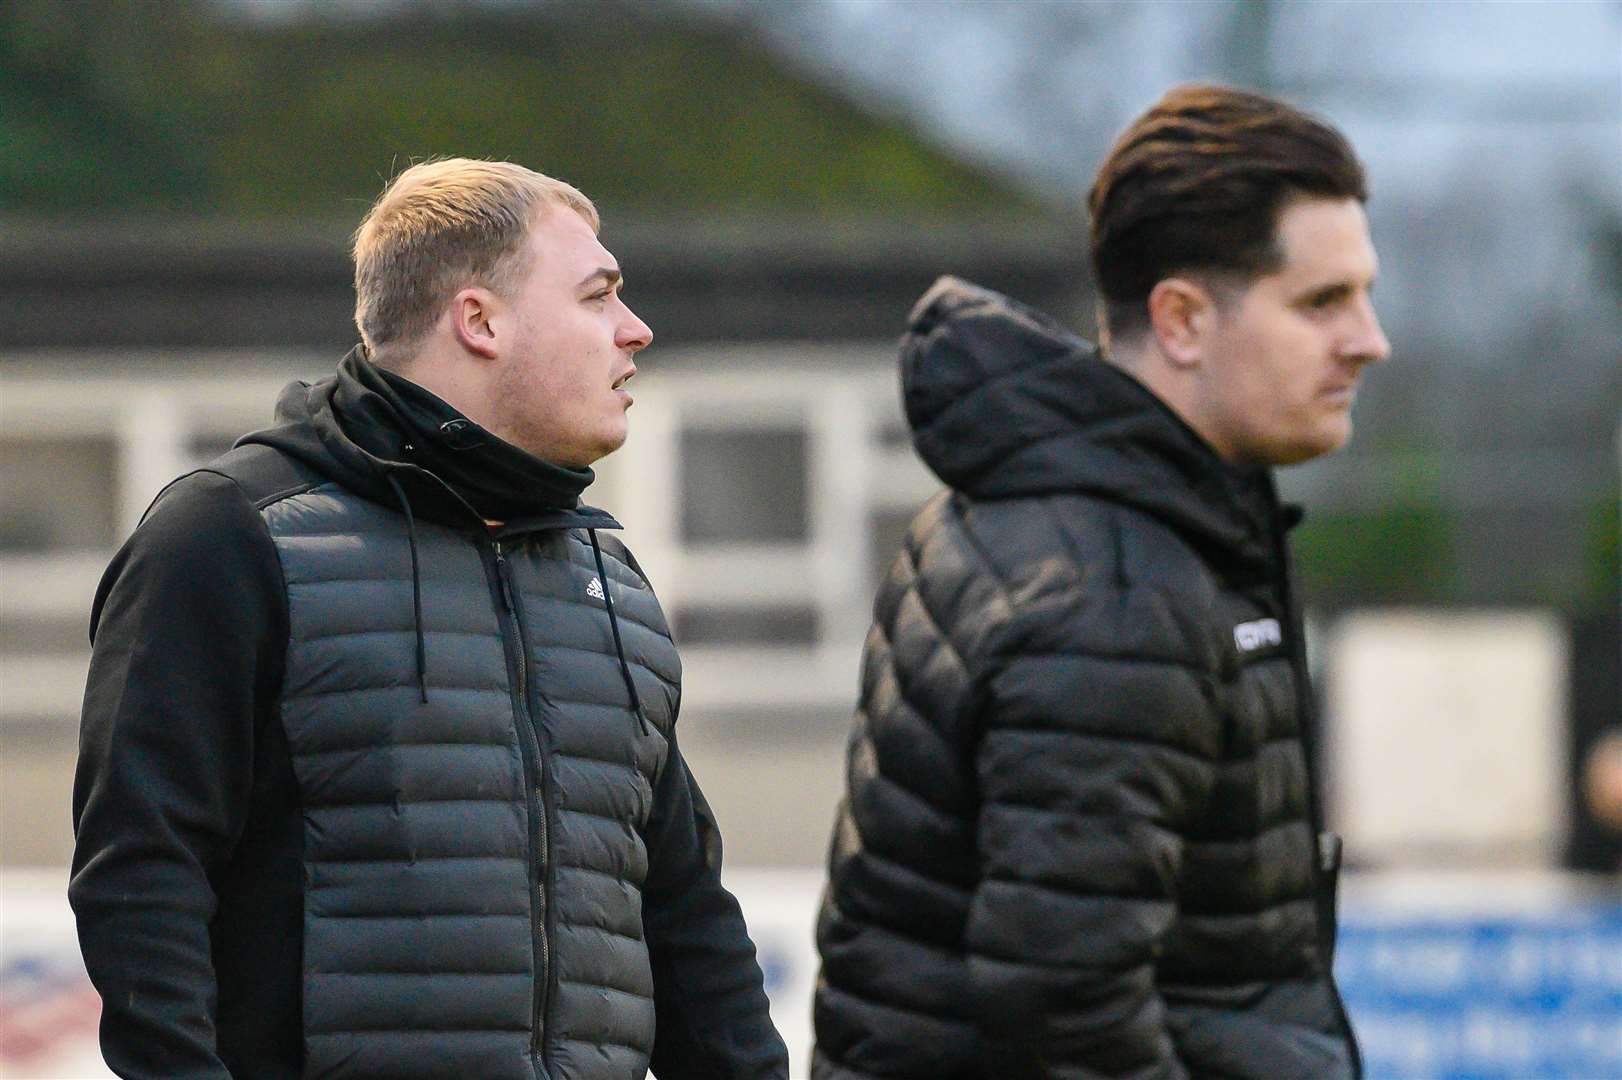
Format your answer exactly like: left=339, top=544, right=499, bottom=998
left=237, top=346, right=619, bottom=533
left=900, top=277, right=1284, bottom=570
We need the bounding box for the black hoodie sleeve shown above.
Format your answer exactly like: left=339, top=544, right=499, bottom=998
left=70, top=470, right=287, bottom=1080
left=641, top=727, right=789, bottom=1080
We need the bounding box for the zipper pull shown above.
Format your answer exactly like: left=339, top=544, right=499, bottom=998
left=494, top=542, right=518, bottom=613
left=1318, top=830, right=1343, bottom=875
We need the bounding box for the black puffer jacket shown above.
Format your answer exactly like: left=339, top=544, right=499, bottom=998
left=72, top=350, right=786, bottom=1080
left=813, top=280, right=1358, bottom=1080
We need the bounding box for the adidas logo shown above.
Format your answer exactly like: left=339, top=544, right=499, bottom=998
left=586, top=577, right=605, bottom=601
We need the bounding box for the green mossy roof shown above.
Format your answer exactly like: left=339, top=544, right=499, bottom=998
left=1, top=0, right=1035, bottom=219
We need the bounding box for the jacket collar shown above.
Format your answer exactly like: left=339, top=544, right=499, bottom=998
left=240, top=346, right=619, bottom=535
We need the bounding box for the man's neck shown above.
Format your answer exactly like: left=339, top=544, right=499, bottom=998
left=1103, top=344, right=1238, bottom=466
left=372, top=344, right=492, bottom=435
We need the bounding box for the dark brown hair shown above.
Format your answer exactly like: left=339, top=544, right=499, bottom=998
left=1087, top=83, right=1367, bottom=341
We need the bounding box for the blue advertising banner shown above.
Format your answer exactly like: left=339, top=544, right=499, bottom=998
left=3, top=870, right=1619, bottom=1078
left=1338, top=900, right=1622, bottom=1080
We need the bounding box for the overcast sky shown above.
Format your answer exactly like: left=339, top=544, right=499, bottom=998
left=687, top=0, right=1620, bottom=200
left=219, top=0, right=1621, bottom=396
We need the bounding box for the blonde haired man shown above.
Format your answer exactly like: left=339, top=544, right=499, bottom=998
left=72, top=159, right=788, bottom=1080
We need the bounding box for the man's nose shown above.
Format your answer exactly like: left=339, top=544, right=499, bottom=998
left=1346, top=296, right=1390, bottom=365
left=618, top=305, right=652, bottom=353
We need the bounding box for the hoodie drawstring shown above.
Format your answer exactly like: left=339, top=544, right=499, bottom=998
left=385, top=472, right=429, bottom=703
left=589, top=528, right=651, bottom=737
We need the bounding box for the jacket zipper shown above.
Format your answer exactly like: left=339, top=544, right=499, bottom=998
left=489, top=538, right=552, bottom=1075
left=1270, top=512, right=1363, bottom=1079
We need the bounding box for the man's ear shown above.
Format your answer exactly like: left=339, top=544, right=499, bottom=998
left=1146, top=277, right=1215, bottom=370
left=450, top=287, right=501, bottom=360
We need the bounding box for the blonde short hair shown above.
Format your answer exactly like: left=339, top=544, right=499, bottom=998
left=352, top=158, right=599, bottom=360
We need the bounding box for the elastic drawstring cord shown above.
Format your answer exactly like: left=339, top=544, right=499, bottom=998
left=385, top=472, right=429, bottom=703
left=589, top=529, right=651, bottom=737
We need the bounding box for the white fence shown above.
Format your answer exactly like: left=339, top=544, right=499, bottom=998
left=0, top=353, right=1585, bottom=868
left=0, top=347, right=935, bottom=720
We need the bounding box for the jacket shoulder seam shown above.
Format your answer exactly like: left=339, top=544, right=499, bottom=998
left=178, top=467, right=321, bottom=513
left=249, top=479, right=324, bottom=510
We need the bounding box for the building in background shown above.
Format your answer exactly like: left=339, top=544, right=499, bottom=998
left=1, top=2, right=1618, bottom=1076
left=4, top=0, right=1615, bottom=870
left=0, top=0, right=1086, bottom=873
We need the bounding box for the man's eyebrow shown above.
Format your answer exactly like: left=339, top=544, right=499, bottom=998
left=1292, top=274, right=1373, bottom=303
left=576, top=267, right=622, bottom=292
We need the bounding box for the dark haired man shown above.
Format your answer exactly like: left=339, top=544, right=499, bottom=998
left=812, top=84, right=1387, bottom=1079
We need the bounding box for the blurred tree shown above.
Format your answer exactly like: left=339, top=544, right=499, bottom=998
left=1292, top=447, right=1453, bottom=607
left=0, top=0, right=219, bottom=210
left=0, top=0, right=1031, bottom=217
left=1584, top=492, right=1620, bottom=616
left=1294, top=502, right=1453, bottom=608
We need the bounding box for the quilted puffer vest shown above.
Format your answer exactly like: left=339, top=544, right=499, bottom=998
left=263, top=482, right=677, bottom=1080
